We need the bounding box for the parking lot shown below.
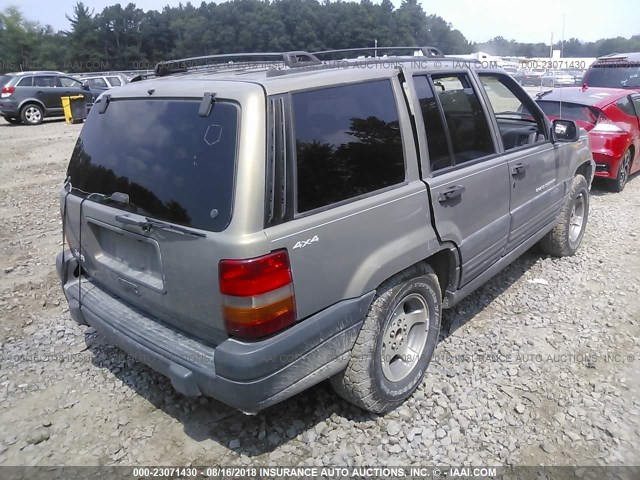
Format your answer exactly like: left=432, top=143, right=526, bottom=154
left=0, top=119, right=638, bottom=466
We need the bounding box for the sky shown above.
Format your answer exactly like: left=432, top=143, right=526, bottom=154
left=2, top=0, right=639, bottom=44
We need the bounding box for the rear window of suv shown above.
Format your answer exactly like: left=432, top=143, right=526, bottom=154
left=585, top=64, right=640, bottom=89
left=67, top=99, right=239, bottom=232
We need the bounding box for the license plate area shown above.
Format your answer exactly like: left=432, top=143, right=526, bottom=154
left=88, top=218, right=165, bottom=292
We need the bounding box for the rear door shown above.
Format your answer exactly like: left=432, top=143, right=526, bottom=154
left=410, top=71, right=511, bottom=287
left=478, top=72, right=562, bottom=253
left=33, top=75, right=62, bottom=113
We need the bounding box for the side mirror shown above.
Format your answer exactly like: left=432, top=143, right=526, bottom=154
left=551, top=119, right=579, bottom=142
left=82, top=84, right=91, bottom=91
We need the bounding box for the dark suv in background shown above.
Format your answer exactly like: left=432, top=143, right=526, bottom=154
left=583, top=52, right=640, bottom=90
left=0, top=71, right=94, bottom=125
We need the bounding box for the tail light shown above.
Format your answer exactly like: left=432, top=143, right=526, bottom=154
left=1, top=86, right=16, bottom=98
left=592, top=114, right=623, bottom=133
left=219, top=250, right=296, bottom=338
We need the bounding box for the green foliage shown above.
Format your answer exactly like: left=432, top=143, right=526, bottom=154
left=0, top=2, right=638, bottom=74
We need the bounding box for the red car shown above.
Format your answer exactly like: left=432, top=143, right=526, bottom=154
left=536, top=87, right=640, bottom=191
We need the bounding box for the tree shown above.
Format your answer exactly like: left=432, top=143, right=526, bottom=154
left=63, top=2, right=101, bottom=71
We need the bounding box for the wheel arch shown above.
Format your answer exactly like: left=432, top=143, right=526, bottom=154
left=574, top=160, right=593, bottom=184
left=368, top=244, right=460, bottom=305
left=18, top=99, right=46, bottom=114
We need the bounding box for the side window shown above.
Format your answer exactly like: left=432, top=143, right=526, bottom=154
left=86, top=78, right=108, bottom=88
left=16, top=76, right=33, bottom=87
left=107, top=76, right=122, bottom=86
left=413, top=75, right=453, bottom=171
left=59, top=77, right=82, bottom=88
left=292, top=80, right=405, bottom=213
left=479, top=73, right=548, bottom=151
left=632, top=96, right=640, bottom=117
left=33, top=76, right=56, bottom=87
left=431, top=74, right=495, bottom=164
left=617, top=97, right=636, bottom=116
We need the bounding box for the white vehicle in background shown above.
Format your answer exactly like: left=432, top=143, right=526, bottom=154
left=78, top=73, right=128, bottom=93
left=541, top=70, right=576, bottom=87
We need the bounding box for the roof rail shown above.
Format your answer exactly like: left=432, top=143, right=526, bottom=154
left=154, top=51, right=321, bottom=77
left=313, top=46, right=444, bottom=59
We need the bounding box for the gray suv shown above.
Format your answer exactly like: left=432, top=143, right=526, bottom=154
left=56, top=48, right=595, bottom=414
left=0, top=71, right=93, bottom=125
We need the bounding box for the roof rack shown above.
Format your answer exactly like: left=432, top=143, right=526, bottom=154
left=153, top=51, right=322, bottom=77
left=313, top=46, right=444, bottom=59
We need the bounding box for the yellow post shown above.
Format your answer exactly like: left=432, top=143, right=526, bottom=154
left=62, top=96, right=72, bottom=124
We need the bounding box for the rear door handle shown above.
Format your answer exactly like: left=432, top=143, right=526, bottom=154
left=511, top=163, right=529, bottom=176
left=438, top=185, right=465, bottom=202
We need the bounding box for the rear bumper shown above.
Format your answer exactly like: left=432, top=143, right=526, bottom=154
left=592, top=152, right=622, bottom=178
left=56, top=251, right=372, bottom=413
left=0, top=99, right=20, bottom=117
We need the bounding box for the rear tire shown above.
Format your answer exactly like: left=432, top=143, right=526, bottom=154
left=20, top=104, right=43, bottom=126
left=608, top=148, right=632, bottom=193
left=539, top=174, right=589, bottom=257
left=330, top=264, right=441, bottom=414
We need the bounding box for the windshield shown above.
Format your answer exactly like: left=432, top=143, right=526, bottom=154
left=66, top=98, right=239, bottom=232
left=586, top=65, right=640, bottom=88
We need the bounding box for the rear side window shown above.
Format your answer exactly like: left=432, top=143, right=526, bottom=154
left=107, top=76, right=122, bottom=86
left=292, top=80, right=405, bottom=213
left=67, top=99, right=239, bottom=232
left=16, top=76, right=33, bottom=87
left=617, top=97, right=636, bottom=116
left=414, top=75, right=452, bottom=171
left=633, top=96, right=640, bottom=116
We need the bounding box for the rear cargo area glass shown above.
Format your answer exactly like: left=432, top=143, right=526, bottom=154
left=67, top=99, right=238, bottom=232
left=537, top=101, right=599, bottom=126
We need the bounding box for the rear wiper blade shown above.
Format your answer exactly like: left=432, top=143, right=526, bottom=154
left=115, top=215, right=206, bottom=238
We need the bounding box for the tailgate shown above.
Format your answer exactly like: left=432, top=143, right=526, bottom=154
left=61, top=96, right=242, bottom=345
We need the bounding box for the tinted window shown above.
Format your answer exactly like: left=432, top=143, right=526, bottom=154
left=67, top=100, right=238, bottom=232
left=0, top=75, right=12, bottom=87
left=33, top=76, right=56, bottom=87
left=16, top=76, right=33, bottom=87
left=293, top=80, right=405, bottom=213
left=432, top=74, right=495, bottom=164
left=413, top=75, right=452, bottom=171
left=107, top=76, right=122, bottom=86
left=617, top=97, right=636, bottom=116
left=59, top=77, right=82, bottom=88
left=586, top=65, right=640, bottom=88
left=537, top=101, right=599, bottom=126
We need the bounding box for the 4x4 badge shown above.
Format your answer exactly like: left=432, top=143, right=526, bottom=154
left=293, top=235, right=319, bottom=250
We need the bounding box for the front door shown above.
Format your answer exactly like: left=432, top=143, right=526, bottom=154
left=477, top=73, right=562, bottom=253
left=410, top=72, right=511, bottom=287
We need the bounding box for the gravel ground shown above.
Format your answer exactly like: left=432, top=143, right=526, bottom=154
left=0, top=119, right=638, bottom=467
